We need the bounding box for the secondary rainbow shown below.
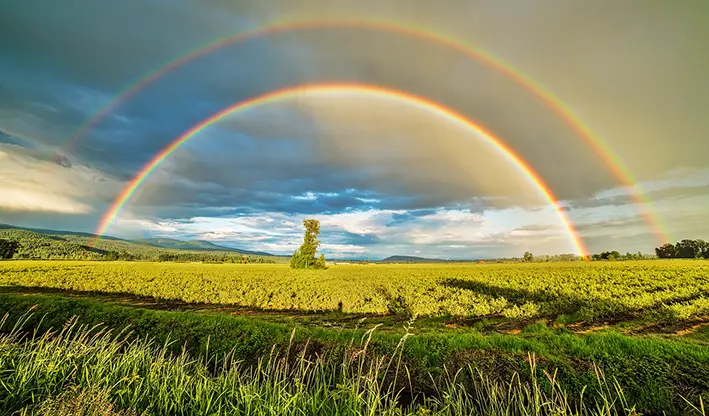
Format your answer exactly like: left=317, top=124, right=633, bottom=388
left=94, top=83, right=590, bottom=257
left=65, top=19, right=670, bottom=245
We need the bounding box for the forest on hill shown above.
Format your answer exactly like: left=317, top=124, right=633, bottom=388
left=0, top=226, right=285, bottom=263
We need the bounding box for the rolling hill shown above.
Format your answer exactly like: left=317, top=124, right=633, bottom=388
left=378, top=255, right=449, bottom=263
left=138, top=238, right=273, bottom=256
left=0, top=223, right=284, bottom=262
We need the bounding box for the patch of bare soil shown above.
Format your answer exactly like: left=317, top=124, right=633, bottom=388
left=575, top=325, right=612, bottom=334
left=673, top=322, right=709, bottom=336
left=623, top=316, right=709, bottom=336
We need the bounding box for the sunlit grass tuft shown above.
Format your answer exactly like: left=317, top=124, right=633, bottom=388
left=1, top=310, right=705, bottom=415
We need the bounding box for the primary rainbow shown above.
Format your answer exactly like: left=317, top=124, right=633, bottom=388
left=67, top=19, right=669, bottom=244
left=94, top=83, right=590, bottom=256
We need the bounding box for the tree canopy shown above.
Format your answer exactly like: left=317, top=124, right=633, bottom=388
left=655, top=239, right=709, bottom=259
left=290, top=219, right=326, bottom=269
left=0, top=239, right=20, bottom=259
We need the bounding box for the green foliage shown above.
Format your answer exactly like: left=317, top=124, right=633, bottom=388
left=518, top=253, right=586, bottom=262
left=523, top=252, right=533, bottom=262
left=656, top=243, right=677, bottom=258
left=656, top=239, right=709, bottom=259
left=0, top=238, right=21, bottom=259
left=591, top=250, right=620, bottom=261
left=289, top=248, right=301, bottom=268
left=0, top=229, right=281, bottom=263
left=3, top=260, right=709, bottom=323
left=290, top=219, right=326, bottom=269
left=591, top=250, right=651, bottom=261
left=0, top=303, right=708, bottom=415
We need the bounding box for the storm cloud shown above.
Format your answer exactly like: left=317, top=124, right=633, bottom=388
left=1, top=0, right=707, bottom=257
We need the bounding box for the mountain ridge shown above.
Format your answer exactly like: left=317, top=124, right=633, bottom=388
left=379, top=255, right=450, bottom=263
left=0, top=223, right=277, bottom=257
left=138, top=237, right=273, bottom=256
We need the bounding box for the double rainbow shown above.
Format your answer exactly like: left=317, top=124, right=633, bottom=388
left=93, top=83, right=588, bottom=256
left=81, top=19, right=667, bottom=254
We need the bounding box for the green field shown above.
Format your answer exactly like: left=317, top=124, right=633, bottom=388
left=1, top=260, right=709, bottom=415
left=2, top=260, right=709, bottom=325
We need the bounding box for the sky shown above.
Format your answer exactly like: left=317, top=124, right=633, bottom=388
left=1, top=0, right=708, bottom=259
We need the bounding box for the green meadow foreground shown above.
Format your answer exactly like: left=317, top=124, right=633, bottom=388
left=1, top=260, right=709, bottom=414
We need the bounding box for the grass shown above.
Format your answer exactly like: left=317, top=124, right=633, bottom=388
left=2, top=260, right=709, bottom=414
left=3, top=310, right=706, bottom=416
left=1, top=292, right=709, bottom=414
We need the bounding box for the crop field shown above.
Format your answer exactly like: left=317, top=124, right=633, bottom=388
left=2, top=260, right=709, bottom=415
left=1, top=260, right=709, bottom=325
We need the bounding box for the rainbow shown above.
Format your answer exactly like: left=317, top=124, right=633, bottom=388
left=68, top=19, right=669, bottom=244
left=94, top=83, right=590, bottom=257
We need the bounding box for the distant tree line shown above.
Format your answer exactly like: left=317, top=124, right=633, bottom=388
left=515, top=252, right=587, bottom=262
left=154, top=252, right=271, bottom=263
left=655, top=239, right=709, bottom=259
left=516, top=251, right=652, bottom=262
left=590, top=251, right=651, bottom=261
left=0, top=230, right=280, bottom=263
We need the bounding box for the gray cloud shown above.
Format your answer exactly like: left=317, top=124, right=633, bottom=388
left=1, top=0, right=708, bottom=256
left=0, top=144, right=120, bottom=217
left=570, top=182, right=709, bottom=210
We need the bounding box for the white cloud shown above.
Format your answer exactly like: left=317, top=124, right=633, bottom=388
left=321, top=243, right=367, bottom=255
left=0, top=145, right=118, bottom=215
left=319, top=209, right=403, bottom=236
left=0, top=187, right=90, bottom=214
left=106, top=205, right=580, bottom=258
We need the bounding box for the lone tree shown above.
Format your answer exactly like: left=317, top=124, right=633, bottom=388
left=523, top=252, right=534, bottom=262
left=0, top=239, right=20, bottom=259
left=290, top=219, right=326, bottom=269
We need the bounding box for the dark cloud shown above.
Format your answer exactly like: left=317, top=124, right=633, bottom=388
left=512, top=224, right=560, bottom=232
left=0, top=0, right=258, bottom=91
left=0, top=1, right=622, bottom=200
left=328, top=231, right=383, bottom=246
left=569, top=183, right=709, bottom=210
left=0, top=130, right=35, bottom=148
left=50, top=153, right=72, bottom=168
left=574, top=217, right=649, bottom=235
left=387, top=210, right=439, bottom=226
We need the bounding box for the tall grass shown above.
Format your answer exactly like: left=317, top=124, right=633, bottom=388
left=0, top=311, right=704, bottom=416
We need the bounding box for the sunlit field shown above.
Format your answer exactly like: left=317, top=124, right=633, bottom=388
left=1, top=260, right=709, bottom=414
left=2, top=260, right=708, bottom=324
